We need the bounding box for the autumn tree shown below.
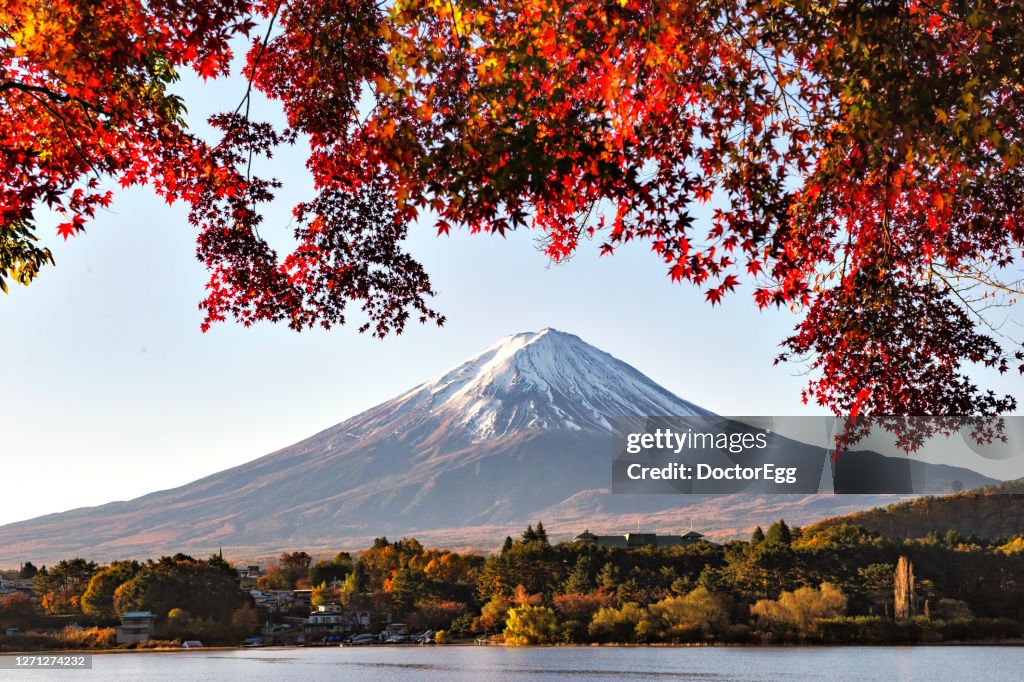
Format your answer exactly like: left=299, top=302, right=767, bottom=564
left=113, top=554, right=246, bottom=623
left=588, top=602, right=649, bottom=643
left=476, top=595, right=511, bottom=633
left=342, top=562, right=367, bottom=596
left=894, top=555, right=916, bottom=620
left=33, top=558, right=97, bottom=615
left=408, top=600, right=467, bottom=631
left=750, top=582, right=847, bottom=635
left=254, top=565, right=290, bottom=591
left=0, top=593, right=35, bottom=620
left=648, top=587, right=730, bottom=640
left=311, top=581, right=341, bottom=607
left=309, top=552, right=353, bottom=586
left=81, top=560, right=140, bottom=620
left=277, top=551, right=313, bottom=588
left=503, top=604, right=559, bottom=645
left=2, top=0, right=1023, bottom=424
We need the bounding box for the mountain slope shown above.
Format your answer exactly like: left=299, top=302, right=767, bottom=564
left=806, top=480, right=1024, bottom=540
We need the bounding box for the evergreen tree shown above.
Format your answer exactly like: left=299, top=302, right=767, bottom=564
left=388, top=568, right=424, bottom=615
left=597, top=562, right=619, bottom=589
left=696, top=565, right=721, bottom=592
left=19, top=562, right=37, bottom=579
left=751, top=526, right=765, bottom=545
left=765, top=519, right=792, bottom=547
left=342, top=563, right=367, bottom=596
left=501, top=537, right=514, bottom=555
left=522, top=524, right=538, bottom=544
left=534, top=521, right=549, bottom=547
left=563, top=556, right=595, bottom=594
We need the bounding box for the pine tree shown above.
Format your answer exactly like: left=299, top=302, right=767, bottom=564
left=534, top=521, right=550, bottom=547
left=563, top=556, right=595, bottom=594
left=597, top=562, right=618, bottom=589
left=697, top=565, right=721, bottom=592
left=501, top=536, right=514, bottom=555
left=522, top=524, right=538, bottom=544
left=751, top=526, right=765, bottom=545
left=765, top=519, right=792, bottom=547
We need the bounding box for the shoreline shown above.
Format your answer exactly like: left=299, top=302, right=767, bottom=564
left=4, top=639, right=1024, bottom=656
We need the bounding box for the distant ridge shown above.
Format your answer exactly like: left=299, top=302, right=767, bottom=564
left=807, top=479, right=1024, bottom=540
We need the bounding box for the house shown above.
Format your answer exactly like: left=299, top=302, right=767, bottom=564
left=573, top=529, right=707, bottom=549
left=251, top=589, right=296, bottom=611
left=116, top=611, right=157, bottom=644
left=291, top=589, right=313, bottom=609
left=237, top=565, right=264, bottom=590
left=303, top=605, right=375, bottom=637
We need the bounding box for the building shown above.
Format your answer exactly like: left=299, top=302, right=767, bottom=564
left=303, top=605, right=375, bottom=638
left=0, top=577, right=33, bottom=598
left=237, top=565, right=265, bottom=590
left=116, top=611, right=157, bottom=644
left=573, top=529, right=707, bottom=549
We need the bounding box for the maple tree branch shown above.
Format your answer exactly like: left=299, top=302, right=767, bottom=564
left=232, top=2, right=284, bottom=118
left=0, top=80, right=106, bottom=115
left=929, top=263, right=1021, bottom=344
left=21, top=90, right=103, bottom=183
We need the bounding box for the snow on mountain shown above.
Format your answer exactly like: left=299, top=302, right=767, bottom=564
left=349, top=328, right=711, bottom=442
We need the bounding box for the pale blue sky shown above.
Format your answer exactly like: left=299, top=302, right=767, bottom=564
left=1, top=62, right=1020, bottom=526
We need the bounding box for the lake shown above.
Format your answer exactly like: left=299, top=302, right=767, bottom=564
left=3, top=645, right=1022, bottom=681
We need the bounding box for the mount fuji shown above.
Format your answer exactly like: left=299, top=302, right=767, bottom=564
left=0, top=329, right=990, bottom=563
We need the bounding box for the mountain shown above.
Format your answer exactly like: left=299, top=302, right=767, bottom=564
left=806, top=479, right=1024, bottom=540
left=0, top=328, right=1002, bottom=564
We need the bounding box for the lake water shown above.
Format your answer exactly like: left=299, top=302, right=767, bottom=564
left=2, top=645, right=1022, bottom=681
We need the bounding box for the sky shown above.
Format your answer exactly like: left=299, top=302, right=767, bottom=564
left=1, top=57, right=1021, bottom=527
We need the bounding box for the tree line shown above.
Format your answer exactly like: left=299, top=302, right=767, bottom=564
left=3, top=520, right=1024, bottom=647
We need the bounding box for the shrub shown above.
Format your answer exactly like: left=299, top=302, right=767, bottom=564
left=588, top=603, right=647, bottom=643
left=59, top=626, right=116, bottom=649
left=751, top=583, right=847, bottom=636
left=476, top=596, right=510, bottom=633
left=504, top=605, right=559, bottom=645
left=408, top=601, right=466, bottom=631
left=0, top=593, right=35, bottom=619
left=648, top=587, right=729, bottom=641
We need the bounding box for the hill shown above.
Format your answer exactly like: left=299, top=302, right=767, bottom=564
left=807, top=480, right=1024, bottom=540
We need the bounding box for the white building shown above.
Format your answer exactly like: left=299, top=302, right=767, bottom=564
left=303, top=606, right=374, bottom=637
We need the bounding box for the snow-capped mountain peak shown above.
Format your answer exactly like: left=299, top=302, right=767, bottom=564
left=362, top=328, right=710, bottom=442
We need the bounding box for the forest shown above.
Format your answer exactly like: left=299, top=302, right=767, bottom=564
left=3, top=519, right=1024, bottom=649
